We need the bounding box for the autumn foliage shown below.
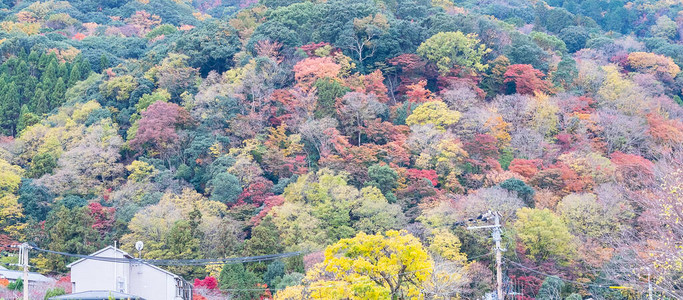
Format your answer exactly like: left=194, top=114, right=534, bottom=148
left=627, top=51, right=681, bottom=81
left=610, top=151, right=655, bottom=189
left=504, top=64, right=553, bottom=95
left=293, top=57, right=341, bottom=89
left=0, top=0, right=683, bottom=298
left=509, top=159, right=543, bottom=178
left=194, top=276, right=218, bottom=289
left=130, top=101, right=192, bottom=154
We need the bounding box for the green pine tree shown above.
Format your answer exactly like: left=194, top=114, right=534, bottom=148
left=22, top=76, right=37, bottom=103
left=17, top=48, right=27, bottom=60
left=243, top=216, right=284, bottom=275
left=57, top=62, right=68, bottom=79
left=15, top=60, right=29, bottom=79
left=68, top=60, right=82, bottom=86
left=0, top=81, right=21, bottom=135
left=41, top=60, right=58, bottom=92
left=219, top=263, right=260, bottom=300
left=45, top=206, right=100, bottom=273
left=79, top=55, right=92, bottom=79
left=27, top=50, right=40, bottom=66
left=32, top=88, right=48, bottom=115
left=50, top=78, right=66, bottom=108
left=100, top=54, right=109, bottom=72
left=37, top=52, right=53, bottom=72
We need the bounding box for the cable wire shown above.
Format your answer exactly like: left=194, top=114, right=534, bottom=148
left=223, top=253, right=493, bottom=292
left=467, top=251, right=493, bottom=261
left=31, top=246, right=309, bottom=266
left=504, top=258, right=627, bottom=289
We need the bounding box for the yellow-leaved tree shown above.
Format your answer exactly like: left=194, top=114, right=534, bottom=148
left=417, top=31, right=490, bottom=75
left=423, top=229, right=471, bottom=299
left=0, top=158, right=25, bottom=239
left=597, top=65, right=647, bottom=114
left=406, top=101, right=461, bottom=131
left=276, top=230, right=433, bottom=300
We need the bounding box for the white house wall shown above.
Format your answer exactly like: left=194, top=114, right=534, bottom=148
left=70, top=248, right=130, bottom=293
left=128, top=263, right=177, bottom=300
left=69, top=246, right=188, bottom=300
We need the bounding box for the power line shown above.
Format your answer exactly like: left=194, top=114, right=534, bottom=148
left=226, top=264, right=441, bottom=292
left=504, top=258, right=627, bottom=289
left=509, top=259, right=678, bottom=299
left=219, top=251, right=494, bottom=292
left=31, top=246, right=309, bottom=266
left=467, top=251, right=494, bottom=261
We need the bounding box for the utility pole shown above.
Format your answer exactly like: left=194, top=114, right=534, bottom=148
left=114, top=241, right=117, bottom=292
left=18, top=243, right=29, bottom=300
left=493, top=213, right=504, bottom=300
left=468, top=211, right=506, bottom=300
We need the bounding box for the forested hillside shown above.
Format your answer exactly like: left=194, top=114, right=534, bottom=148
left=0, top=0, right=682, bottom=299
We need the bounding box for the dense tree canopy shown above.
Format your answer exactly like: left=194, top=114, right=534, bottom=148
left=0, top=0, right=681, bottom=299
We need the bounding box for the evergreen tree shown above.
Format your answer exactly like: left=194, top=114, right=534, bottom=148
left=27, top=50, right=40, bottom=66
left=57, top=62, right=68, bottom=79
left=44, top=288, right=66, bottom=299
left=50, top=77, right=66, bottom=108
left=243, top=216, right=284, bottom=274
left=79, top=56, right=92, bottom=78
left=32, top=88, right=48, bottom=115
left=41, top=60, right=58, bottom=92
left=0, top=81, right=21, bottom=135
left=500, top=178, right=535, bottom=207
left=243, top=216, right=284, bottom=256
left=219, top=263, right=260, bottom=300
left=1, top=57, right=16, bottom=74
left=164, top=220, right=204, bottom=278
left=100, top=54, right=109, bottom=71
left=14, top=60, right=29, bottom=80
left=22, top=76, right=37, bottom=104
left=262, top=261, right=285, bottom=287
left=68, top=61, right=82, bottom=86
left=314, top=78, right=349, bottom=118
left=13, top=60, right=31, bottom=102
left=16, top=48, right=27, bottom=60
left=537, top=276, right=565, bottom=300
left=553, top=55, right=578, bottom=90
left=38, top=53, right=54, bottom=72
left=18, top=179, right=54, bottom=221
left=44, top=206, right=100, bottom=272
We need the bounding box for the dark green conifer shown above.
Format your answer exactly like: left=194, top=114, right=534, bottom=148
left=50, top=78, right=66, bottom=108
left=32, top=88, right=48, bottom=115
left=68, top=60, right=82, bottom=86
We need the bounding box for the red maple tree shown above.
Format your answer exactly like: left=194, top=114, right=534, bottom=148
left=503, top=64, right=553, bottom=95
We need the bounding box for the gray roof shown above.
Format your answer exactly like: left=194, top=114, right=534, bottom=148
left=67, top=246, right=184, bottom=280
left=0, top=268, right=53, bottom=282
left=66, top=246, right=134, bottom=268
left=48, top=290, right=146, bottom=300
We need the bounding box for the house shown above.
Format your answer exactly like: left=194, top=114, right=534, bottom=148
left=0, top=265, right=54, bottom=286
left=67, top=246, right=192, bottom=300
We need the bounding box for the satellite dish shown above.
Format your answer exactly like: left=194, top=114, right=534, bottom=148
left=135, top=241, right=144, bottom=252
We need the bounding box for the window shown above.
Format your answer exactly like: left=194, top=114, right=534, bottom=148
left=175, top=278, right=182, bottom=297
left=175, top=278, right=192, bottom=300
